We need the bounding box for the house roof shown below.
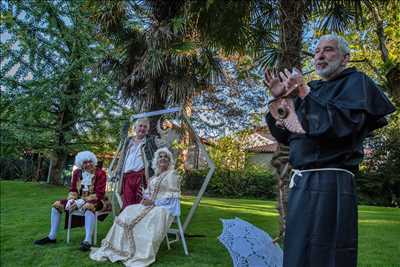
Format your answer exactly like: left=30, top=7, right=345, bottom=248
left=244, top=126, right=278, bottom=153
left=198, top=126, right=278, bottom=152
left=252, top=126, right=276, bottom=141
left=245, top=143, right=278, bottom=153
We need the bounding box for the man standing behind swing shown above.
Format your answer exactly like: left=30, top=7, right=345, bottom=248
left=116, top=118, right=162, bottom=209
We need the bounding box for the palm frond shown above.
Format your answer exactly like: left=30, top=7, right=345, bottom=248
left=187, top=0, right=254, bottom=55
left=313, top=0, right=364, bottom=33
left=256, top=45, right=281, bottom=70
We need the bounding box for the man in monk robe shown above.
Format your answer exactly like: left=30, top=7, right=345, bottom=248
left=265, top=34, right=395, bottom=267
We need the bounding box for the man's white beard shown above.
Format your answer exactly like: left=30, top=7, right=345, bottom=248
left=316, top=58, right=343, bottom=79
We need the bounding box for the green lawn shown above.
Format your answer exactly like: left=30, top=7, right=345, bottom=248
left=1, top=181, right=399, bottom=267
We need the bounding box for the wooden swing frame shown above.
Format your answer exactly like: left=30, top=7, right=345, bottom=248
left=108, top=107, right=216, bottom=232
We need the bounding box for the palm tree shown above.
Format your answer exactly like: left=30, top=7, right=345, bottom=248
left=88, top=1, right=243, bottom=115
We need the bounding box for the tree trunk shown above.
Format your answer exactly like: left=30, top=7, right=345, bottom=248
left=277, top=0, right=305, bottom=70
left=33, top=152, right=42, bottom=182
left=370, top=5, right=389, bottom=63
left=147, top=80, right=167, bottom=135
left=49, top=78, right=80, bottom=184
left=50, top=150, right=68, bottom=185
left=49, top=112, right=70, bottom=185
left=386, top=66, right=400, bottom=105
left=273, top=0, right=306, bottom=241
left=271, top=145, right=290, bottom=241
left=181, top=97, right=193, bottom=171
left=369, top=3, right=400, bottom=105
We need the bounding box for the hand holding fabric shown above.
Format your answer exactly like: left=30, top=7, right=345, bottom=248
left=142, top=199, right=154, bottom=206
left=75, top=198, right=86, bottom=209
left=269, top=98, right=306, bottom=134
left=264, top=67, right=306, bottom=134
left=278, top=68, right=310, bottom=99
left=65, top=199, right=76, bottom=211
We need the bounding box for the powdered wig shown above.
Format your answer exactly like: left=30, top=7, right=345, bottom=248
left=152, top=147, right=175, bottom=176
left=319, top=34, right=350, bottom=56
left=74, top=151, right=97, bottom=168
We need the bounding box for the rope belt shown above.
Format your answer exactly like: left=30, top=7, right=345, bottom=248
left=289, top=168, right=355, bottom=189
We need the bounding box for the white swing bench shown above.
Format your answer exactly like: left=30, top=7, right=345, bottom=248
left=107, top=107, right=216, bottom=256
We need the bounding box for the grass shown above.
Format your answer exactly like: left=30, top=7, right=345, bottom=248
left=1, top=180, right=399, bottom=267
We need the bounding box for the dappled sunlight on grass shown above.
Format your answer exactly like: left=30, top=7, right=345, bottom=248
left=359, top=210, right=399, bottom=214
left=182, top=195, right=277, bottom=209
left=180, top=196, right=279, bottom=217
left=359, top=219, right=400, bottom=225
left=1, top=181, right=399, bottom=266
left=358, top=205, right=400, bottom=228
left=204, top=204, right=276, bottom=217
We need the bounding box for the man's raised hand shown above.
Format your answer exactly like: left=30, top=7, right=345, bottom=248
left=264, top=68, right=286, bottom=98
left=279, top=68, right=310, bottom=99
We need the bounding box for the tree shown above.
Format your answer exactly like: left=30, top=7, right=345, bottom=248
left=88, top=1, right=229, bottom=114
left=342, top=1, right=400, bottom=105
left=1, top=0, right=125, bottom=183
left=359, top=110, right=400, bottom=206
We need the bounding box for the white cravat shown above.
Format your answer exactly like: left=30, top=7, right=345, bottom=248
left=81, top=171, right=94, bottom=192
left=123, top=139, right=145, bottom=173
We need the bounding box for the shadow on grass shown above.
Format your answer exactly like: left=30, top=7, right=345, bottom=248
left=1, top=181, right=399, bottom=267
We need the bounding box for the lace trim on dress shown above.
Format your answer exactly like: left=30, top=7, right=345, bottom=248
left=101, top=171, right=170, bottom=257
left=115, top=206, right=154, bottom=257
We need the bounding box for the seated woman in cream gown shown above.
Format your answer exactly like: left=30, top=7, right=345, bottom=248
left=90, top=147, right=180, bottom=267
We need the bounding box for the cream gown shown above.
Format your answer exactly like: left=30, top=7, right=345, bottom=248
left=90, top=169, right=180, bottom=267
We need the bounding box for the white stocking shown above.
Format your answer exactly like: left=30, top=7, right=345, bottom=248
left=84, top=210, right=95, bottom=244
left=48, top=207, right=60, bottom=240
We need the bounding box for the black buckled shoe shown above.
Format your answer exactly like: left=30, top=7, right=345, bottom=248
left=34, top=237, right=56, bottom=245
left=79, top=241, right=91, bottom=251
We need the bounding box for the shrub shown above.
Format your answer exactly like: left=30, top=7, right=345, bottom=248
left=357, top=110, right=400, bottom=207
left=182, top=164, right=276, bottom=199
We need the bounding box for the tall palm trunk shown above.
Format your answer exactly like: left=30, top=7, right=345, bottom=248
left=273, top=0, right=306, bottom=241
left=145, top=1, right=185, bottom=134
left=278, top=0, right=305, bottom=70
left=147, top=80, right=168, bottom=135
left=181, top=97, right=193, bottom=171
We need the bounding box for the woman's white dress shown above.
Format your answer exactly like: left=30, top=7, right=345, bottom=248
left=90, top=170, right=180, bottom=267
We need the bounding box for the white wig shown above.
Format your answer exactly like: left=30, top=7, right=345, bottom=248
left=74, top=151, right=97, bottom=168
left=319, top=34, right=350, bottom=55
left=151, top=147, right=175, bottom=176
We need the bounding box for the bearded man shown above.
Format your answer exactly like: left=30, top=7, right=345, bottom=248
left=265, top=34, right=395, bottom=267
